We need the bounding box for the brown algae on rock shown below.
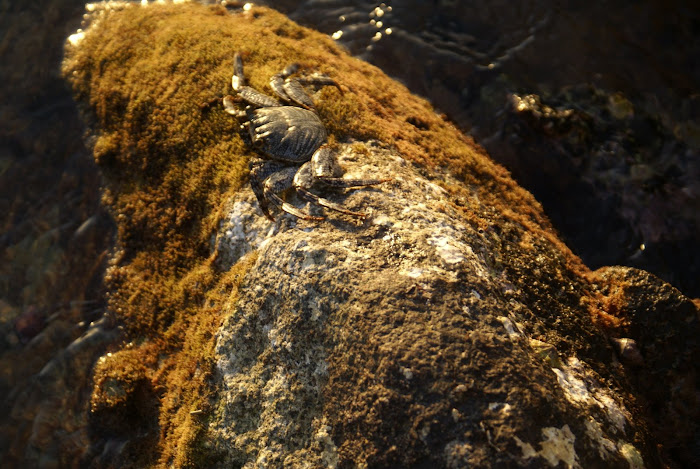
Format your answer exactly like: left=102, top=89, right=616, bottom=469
left=60, top=1, right=684, bottom=467
left=62, top=2, right=262, bottom=466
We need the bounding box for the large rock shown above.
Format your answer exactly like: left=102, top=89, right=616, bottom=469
left=210, top=142, right=651, bottom=468
left=56, top=2, right=697, bottom=468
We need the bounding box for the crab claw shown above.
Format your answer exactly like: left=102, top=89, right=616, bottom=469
left=223, top=95, right=238, bottom=114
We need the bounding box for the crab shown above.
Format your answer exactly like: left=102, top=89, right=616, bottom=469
left=223, top=52, right=388, bottom=221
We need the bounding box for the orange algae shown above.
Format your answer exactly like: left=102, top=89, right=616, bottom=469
left=62, top=2, right=616, bottom=466
left=62, top=3, right=255, bottom=466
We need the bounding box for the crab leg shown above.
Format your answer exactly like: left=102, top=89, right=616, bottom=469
left=230, top=53, right=283, bottom=108
left=296, top=187, right=368, bottom=218
left=269, top=63, right=299, bottom=101
left=266, top=192, right=324, bottom=221
left=269, top=62, right=316, bottom=109
left=222, top=95, right=246, bottom=117
left=282, top=80, right=315, bottom=109
left=316, top=176, right=392, bottom=188
left=269, top=62, right=341, bottom=110
left=249, top=161, right=276, bottom=221
left=232, top=53, right=246, bottom=90
left=261, top=166, right=324, bottom=221
left=237, top=87, right=282, bottom=108
left=311, top=145, right=391, bottom=188
left=294, top=161, right=373, bottom=218
left=298, top=73, right=342, bottom=91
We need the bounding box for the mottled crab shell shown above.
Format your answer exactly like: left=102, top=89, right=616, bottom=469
left=249, top=106, right=327, bottom=163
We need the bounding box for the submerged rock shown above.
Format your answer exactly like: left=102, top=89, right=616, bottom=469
left=0, top=0, right=115, bottom=466
left=57, top=2, right=697, bottom=468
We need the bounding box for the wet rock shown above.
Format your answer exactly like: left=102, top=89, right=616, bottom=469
left=6, top=315, right=120, bottom=467
left=13, top=305, right=48, bottom=344
left=84, top=345, right=160, bottom=466
left=591, top=266, right=700, bottom=467
left=497, top=86, right=700, bottom=297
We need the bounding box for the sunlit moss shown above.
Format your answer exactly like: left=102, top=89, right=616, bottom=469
left=63, top=2, right=599, bottom=466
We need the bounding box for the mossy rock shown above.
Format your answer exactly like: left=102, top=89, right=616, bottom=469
left=60, top=2, right=696, bottom=468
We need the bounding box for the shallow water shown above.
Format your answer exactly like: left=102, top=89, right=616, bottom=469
left=259, top=0, right=700, bottom=296
left=0, top=0, right=116, bottom=463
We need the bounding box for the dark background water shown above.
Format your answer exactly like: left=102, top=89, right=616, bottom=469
left=260, top=0, right=700, bottom=297
left=0, top=0, right=115, bottom=462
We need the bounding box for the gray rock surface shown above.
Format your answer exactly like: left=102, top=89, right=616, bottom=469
left=209, top=140, right=651, bottom=468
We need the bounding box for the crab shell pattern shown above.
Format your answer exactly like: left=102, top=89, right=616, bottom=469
left=223, top=53, right=387, bottom=221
